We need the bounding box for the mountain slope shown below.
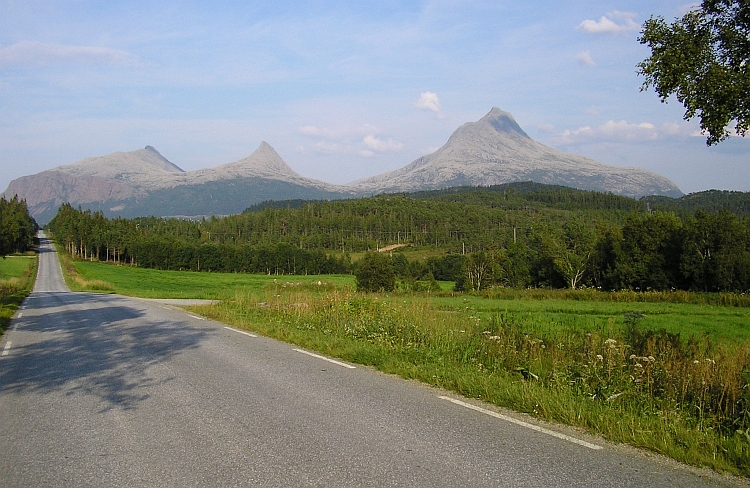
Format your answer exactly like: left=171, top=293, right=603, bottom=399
left=354, top=108, right=682, bottom=198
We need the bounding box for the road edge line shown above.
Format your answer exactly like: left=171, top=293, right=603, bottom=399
left=438, top=396, right=603, bottom=450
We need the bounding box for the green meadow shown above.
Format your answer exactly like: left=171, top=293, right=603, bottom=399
left=66, top=259, right=354, bottom=299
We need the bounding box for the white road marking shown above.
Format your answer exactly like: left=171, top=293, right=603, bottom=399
left=293, top=349, right=356, bottom=369
left=224, top=327, right=257, bottom=338
left=187, top=314, right=205, bottom=321
left=2, top=342, right=11, bottom=357
left=18, top=313, right=23, bottom=318
left=438, top=396, right=603, bottom=451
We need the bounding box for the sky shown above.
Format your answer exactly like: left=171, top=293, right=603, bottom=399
left=1, top=0, right=749, bottom=196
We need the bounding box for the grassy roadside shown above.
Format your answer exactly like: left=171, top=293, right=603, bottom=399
left=0, top=255, right=37, bottom=334
left=189, top=287, right=750, bottom=475
left=59, top=254, right=750, bottom=475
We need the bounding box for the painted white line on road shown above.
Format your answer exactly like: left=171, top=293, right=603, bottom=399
left=187, top=314, right=205, bottom=321
left=293, top=349, right=356, bottom=369
left=224, top=326, right=257, bottom=338
left=1, top=342, right=11, bottom=357
left=18, top=313, right=23, bottom=318
left=438, top=396, right=603, bottom=451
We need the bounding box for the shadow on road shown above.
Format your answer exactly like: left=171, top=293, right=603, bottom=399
left=0, top=291, right=214, bottom=411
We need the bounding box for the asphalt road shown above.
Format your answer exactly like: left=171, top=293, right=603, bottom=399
left=0, top=235, right=741, bottom=487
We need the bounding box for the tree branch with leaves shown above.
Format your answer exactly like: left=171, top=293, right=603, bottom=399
left=638, top=0, right=750, bottom=145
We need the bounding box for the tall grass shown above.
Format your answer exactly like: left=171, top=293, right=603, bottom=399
left=194, top=285, right=750, bottom=475
left=57, top=249, right=115, bottom=292
left=0, top=256, right=37, bottom=333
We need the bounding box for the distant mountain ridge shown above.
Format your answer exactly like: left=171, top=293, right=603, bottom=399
left=4, top=142, right=355, bottom=223
left=3, top=108, right=683, bottom=223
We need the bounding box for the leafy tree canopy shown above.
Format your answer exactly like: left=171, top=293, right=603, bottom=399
left=638, top=0, right=750, bottom=145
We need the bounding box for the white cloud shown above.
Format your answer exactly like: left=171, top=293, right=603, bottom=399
left=414, top=91, right=444, bottom=118
left=362, top=134, right=404, bottom=152
left=537, top=123, right=556, bottom=133
left=585, top=105, right=600, bottom=116
left=298, top=125, right=340, bottom=139
left=0, top=41, right=138, bottom=67
left=550, top=119, right=698, bottom=145
left=312, top=141, right=344, bottom=153
left=298, top=123, right=379, bottom=140
left=576, top=50, right=596, bottom=66
left=578, top=11, right=640, bottom=35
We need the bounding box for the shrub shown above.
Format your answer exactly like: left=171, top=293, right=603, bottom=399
left=355, top=252, right=395, bottom=292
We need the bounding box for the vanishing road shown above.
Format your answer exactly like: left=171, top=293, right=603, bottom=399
left=0, top=235, right=738, bottom=487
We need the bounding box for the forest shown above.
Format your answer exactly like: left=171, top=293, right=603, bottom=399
left=47, top=183, right=750, bottom=293
left=0, top=196, right=37, bottom=258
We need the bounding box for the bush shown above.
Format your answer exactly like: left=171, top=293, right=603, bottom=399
left=355, top=252, right=395, bottom=292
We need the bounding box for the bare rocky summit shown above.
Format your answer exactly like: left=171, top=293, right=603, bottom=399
left=354, top=108, right=682, bottom=198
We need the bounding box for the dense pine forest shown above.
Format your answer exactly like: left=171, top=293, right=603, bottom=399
left=0, top=196, right=37, bottom=258
left=47, top=183, right=750, bottom=293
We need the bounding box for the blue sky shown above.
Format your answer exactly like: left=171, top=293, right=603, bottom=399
left=1, top=1, right=748, bottom=195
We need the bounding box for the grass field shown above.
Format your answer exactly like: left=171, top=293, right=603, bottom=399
left=67, top=259, right=355, bottom=299
left=0, top=255, right=37, bottom=334
left=66, top=257, right=750, bottom=475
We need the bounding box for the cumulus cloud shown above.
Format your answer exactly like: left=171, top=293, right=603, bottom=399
left=362, top=134, right=404, bottom=153
left=578, top=11, right=640, bottom=35
left=0, top=41, right=138, bottom=67
left=414, top=91, right=444, bottom=118
left=585, top=106, right=600, bottom=116
left=577, top=50, right=596, bottom=66
left=298, top=123, right=402, bottom=156
left=312, top=141, right=344, bottom=154
left=298, top=123, right=379, bottom=140
left=550, top=119, right=699, bottom=145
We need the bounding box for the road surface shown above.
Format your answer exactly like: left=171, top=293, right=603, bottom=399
left=0, top=235, right=739, bottom=486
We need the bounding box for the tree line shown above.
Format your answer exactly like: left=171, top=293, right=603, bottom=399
left=0, top=196, right=37, bottom=258
left=48, top=203, right=349, bottom=275
left=47, top=186, right=750, bottom=292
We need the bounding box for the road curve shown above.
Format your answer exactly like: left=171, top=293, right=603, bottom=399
left=0, top=235, right=739, bottom=487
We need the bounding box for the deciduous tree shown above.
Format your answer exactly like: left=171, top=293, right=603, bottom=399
left=638, top=1, right=750, bottom=145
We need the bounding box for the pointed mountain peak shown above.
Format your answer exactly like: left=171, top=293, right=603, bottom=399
left=244, top=141, right=295, bottom=173
left=479, top=108, right=530, bottom=138
left=141, top=145, right=184, bottom=173
left=200, top=141, right=302, bottom=181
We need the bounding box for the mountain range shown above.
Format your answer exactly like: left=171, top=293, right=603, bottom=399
left=3, top=108, right=682, bottom=223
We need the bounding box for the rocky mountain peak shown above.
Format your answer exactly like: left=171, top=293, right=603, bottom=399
left=202, top=142, right=300, bottom=181
left=354, top=108, right=682, bottom=199
left=482, top=107, right=530, bottom=138
left=140, top=146, right=184, bottom=173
